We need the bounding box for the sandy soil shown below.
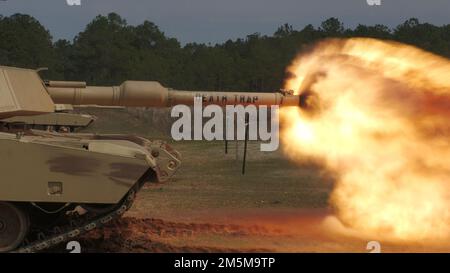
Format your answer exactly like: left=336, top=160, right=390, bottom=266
left=68, top=208, right=450, bottom=253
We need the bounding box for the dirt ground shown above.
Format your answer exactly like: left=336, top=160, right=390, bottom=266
left=69, top=108, right=450, bottom=253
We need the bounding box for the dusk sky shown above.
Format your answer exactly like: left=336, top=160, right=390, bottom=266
left=0, top=0, right=449, bottom=44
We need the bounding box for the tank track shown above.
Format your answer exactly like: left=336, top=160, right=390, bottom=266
left=13, top=188, right=137, bottom=253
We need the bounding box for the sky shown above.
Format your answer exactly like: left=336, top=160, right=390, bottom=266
left=0, top=0, right=449, bottom=44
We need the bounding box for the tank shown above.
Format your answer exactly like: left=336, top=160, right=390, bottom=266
left=0, top=66, right=300, bottom=252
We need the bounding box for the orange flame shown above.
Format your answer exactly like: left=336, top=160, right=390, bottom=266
left=281, top=38, right=450, bottom=242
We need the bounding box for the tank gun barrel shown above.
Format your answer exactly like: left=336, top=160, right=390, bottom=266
left=46, top=81, right=300, bottom=108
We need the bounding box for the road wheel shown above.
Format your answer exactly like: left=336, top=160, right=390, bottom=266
left=0, top=202, right=29, bottom=252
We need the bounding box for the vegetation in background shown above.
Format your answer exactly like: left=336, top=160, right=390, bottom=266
left=1, top=13, right=449, bottom=91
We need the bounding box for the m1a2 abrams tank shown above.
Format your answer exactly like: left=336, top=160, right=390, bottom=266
left=0, top=65, right=300, bottom=252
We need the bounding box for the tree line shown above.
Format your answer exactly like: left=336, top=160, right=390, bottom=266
left=0, top=13, right=449, bottom=91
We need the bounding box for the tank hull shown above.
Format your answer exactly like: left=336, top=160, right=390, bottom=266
left=0, top=131, right=180, bottom=204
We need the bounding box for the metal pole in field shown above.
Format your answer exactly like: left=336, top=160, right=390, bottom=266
left=224, top=105, right=228, bottom=154
left=242, top=112, right=249, bottom=174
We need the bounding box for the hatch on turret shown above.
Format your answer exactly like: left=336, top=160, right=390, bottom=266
left=0, top=66, right=54, bottom=119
